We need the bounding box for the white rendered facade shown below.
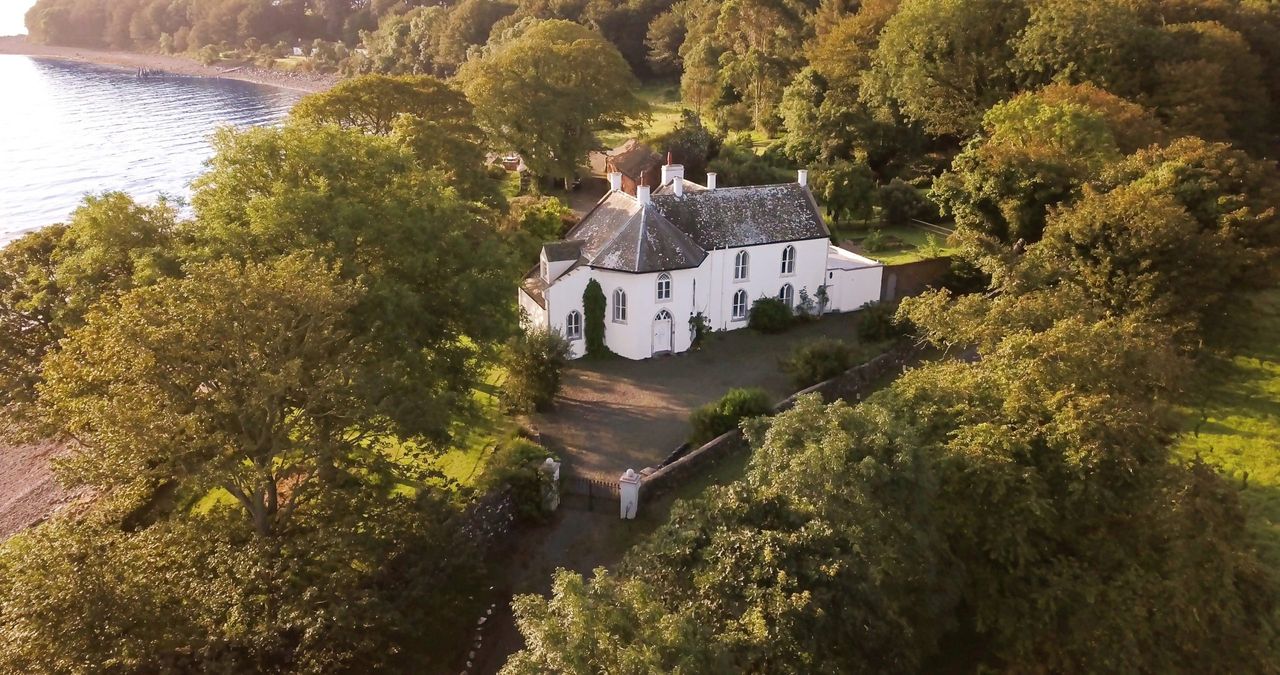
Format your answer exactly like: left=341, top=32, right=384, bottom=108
left=519, top=168, right=885, bottom=361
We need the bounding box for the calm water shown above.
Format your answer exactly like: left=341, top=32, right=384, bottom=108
left=0, top=55, right=300, bottom=242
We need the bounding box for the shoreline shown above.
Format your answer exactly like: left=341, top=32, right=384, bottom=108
left=0, top=35, right=338, bottom=94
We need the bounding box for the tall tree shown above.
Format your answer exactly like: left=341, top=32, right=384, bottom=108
left=459, top=19, right=645, bottom=183
left=190, top=122, right=514, bottom=441
left=865, top=0, right=1027, bottom=138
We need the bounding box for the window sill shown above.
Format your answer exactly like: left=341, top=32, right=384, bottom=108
left=780, top=272, right=796, bottom=278
left=656, top=296, right=672, bottom=303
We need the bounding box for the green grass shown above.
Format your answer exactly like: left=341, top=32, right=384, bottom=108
left=1177, top=289, right=1280, bottom=566
left=431, top=369, right=513, bottom=487
left=598, top=82, right=686, bottom=149
left=832, top=222, right=960, bottom=265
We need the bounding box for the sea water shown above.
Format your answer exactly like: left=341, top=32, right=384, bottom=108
left=0, top=55, right=299, bottom=242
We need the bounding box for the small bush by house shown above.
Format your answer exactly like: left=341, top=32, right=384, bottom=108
left=689, top=387, right=773, bottom=447
left=749, top=297, right=794, bottom=333
left=858, top=302, right=907, bottom=342
left=782, top=338, right=858, bottom=389
left=501, top=328, right=572, bottom=413
left=478, top=438, right=556, bottom=523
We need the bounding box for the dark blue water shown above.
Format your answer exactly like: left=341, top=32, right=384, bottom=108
left=0, top=55, right=300, bottom=242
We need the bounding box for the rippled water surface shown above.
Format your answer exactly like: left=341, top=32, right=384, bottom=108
left=0, top=55, right=299, bottom=242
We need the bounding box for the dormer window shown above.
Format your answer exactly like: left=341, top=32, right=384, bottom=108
left=540, top=258, right=549, bottom=281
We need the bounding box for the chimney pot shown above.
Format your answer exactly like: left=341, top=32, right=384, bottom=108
left=706, top=172, right=717, bottom=190
left=674, top=179, right=684, bottom=197
left=608, top=171, right=622, bottom=192
left=797, top=169, right=809, bottom=187
left=637, top=184, right=651, bottom=205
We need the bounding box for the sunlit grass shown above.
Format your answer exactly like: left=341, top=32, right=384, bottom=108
left=1178, top=289, right=1280, bottom=566
left=829, top=222, right=959, bottom=265
left=599, top=82, right=686, bottom=148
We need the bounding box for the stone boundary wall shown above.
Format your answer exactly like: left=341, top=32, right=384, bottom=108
left=640, top=341, right=923, bottom=501
left=882, top=257, right=952, bottom=303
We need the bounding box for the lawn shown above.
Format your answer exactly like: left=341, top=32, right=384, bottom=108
left=1177, top=289, right=1280, bottom=566
left=598, top=82, right=686, bottom=148
left=832, top=222, right=960, bottom=265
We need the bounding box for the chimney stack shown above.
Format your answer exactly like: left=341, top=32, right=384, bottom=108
left=797, top=169, right=809, bottom=187
left=660, top=163, right=684, bottom=186
left=608, top=171, right=622, bottom=192
left=706, top=172, right=717, bottom=190
left=637, top=184, right=651, bottom=205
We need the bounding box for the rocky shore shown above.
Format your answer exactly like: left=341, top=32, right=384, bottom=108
left=0, top=35, right=338, bottom=93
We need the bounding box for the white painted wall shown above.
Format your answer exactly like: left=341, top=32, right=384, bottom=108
left=702, top=239, right=829, bottom=330
left=825, top=267, right=884, bottom=312
left=534, top=239, right=864, bottom=361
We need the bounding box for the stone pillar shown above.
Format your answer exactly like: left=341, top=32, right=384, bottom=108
left=619, top=469, right=640, bottom=519
left=541, top=458, right=561, bottom=512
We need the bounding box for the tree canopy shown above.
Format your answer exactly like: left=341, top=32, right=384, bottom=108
left=459, top=19, right=645, bottom=182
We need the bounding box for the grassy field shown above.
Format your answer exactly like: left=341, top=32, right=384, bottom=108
left=598, top=82, right=686, bottom=148
left=1177, top=289, right=1280, bottom=565
left=832, top=222, right=960, bottom=265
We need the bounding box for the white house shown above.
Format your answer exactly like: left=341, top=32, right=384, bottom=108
left=519, top=165, right=884, bottom=360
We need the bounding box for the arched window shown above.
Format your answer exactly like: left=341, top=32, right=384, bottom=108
left=566, top=310, right=582, bottom=340
left=780, top=245, right=795, bottom=275
left=732, top=289, right=748, bottom=320
left=612, top=288, right=627, bottom=323
left=656, top=273, right=672, bottom=301
left=734, top=250, right=749, bottom=281
left=779, top=283, right=794, bottom=308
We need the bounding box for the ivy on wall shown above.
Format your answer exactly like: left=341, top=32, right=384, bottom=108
left=583, top=279, right=609, bottom=356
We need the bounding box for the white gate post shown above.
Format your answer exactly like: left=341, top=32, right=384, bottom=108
left=619, top=469, right=640, bottom=519
left=541, top=458, right=561, bottom=512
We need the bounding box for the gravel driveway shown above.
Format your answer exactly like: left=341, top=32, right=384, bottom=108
left=533, top=311, right=874, bottom=479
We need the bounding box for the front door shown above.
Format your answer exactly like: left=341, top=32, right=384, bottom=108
left=653, top=311, right=673, bottom=354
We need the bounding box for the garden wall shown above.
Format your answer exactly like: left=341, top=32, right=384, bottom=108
left=881, top=257, right=951, bottom=302
left=639, top=342, right=923, bottom=501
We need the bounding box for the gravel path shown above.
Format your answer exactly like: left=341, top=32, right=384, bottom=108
left=533, top=311, right=872, bottom=479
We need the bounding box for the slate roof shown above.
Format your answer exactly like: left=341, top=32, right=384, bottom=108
left=546, top=180, right=827, bottom=275
left=562, top=192, right=706, bottom=273
left=653, top=178, right=708, bottom=196
left=520, top=267, right=548, bottom=308
left=542, top=240, right=584, bottom=262
left=607, top=142, right=662, bottom=179
left=651, top=183, right=829, bottom=249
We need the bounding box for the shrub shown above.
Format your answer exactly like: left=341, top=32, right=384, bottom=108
left=502, top=328, right=572, bottom=413
left=479, top=438, right=556, bottom=522
left=749, top=297, right=793, bottom=333
left=782, top=338, right=857, bottom=389
left=861, top=228, right=888, bottom=253
left=879, top=178, right=938, bottom=225
left=196, top=45, right=220, bottom=65
left=689, top=312, right=712, bottom=349
left=858, top=302, right=906, bottom=341
left=689, top=387, right=773, bottom=446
